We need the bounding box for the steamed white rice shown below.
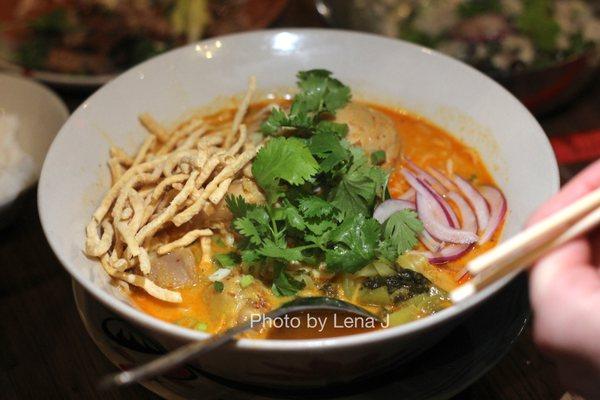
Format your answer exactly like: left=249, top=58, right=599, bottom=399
left=0, top=113, right=35, bottom=206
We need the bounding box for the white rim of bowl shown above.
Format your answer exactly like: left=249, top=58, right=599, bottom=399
left=38, top=28, right=559, bottom=351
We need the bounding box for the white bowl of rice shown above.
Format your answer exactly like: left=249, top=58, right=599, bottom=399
left=0, top=74, right=68, bottom=228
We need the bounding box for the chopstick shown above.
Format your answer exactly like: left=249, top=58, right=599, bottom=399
left=451, top=187, right=600, bottom=303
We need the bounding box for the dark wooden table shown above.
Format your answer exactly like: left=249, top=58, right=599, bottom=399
left=1, top=2, right=598, bottom=399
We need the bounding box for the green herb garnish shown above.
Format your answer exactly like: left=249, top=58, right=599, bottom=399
left=214, top=252, right=240, bottom=268
left=371, top=150, right=386, bottom=165
left=240, top=274, right=255, bottom=288
left=213, top=281, right=224, bottom=293
left=272, top=265, right=306, bottom=297
left=227, top=69, right=423, bottom=296
left=378, top=210, right=424, bottom=261
left=252, top=137, right=319, bottom=202
left=261, top=69, right=350, bottom=135
left=194, top=322, right=208, bottom=331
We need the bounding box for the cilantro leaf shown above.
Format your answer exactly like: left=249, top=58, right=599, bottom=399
left=273, top=202, right=306, bottom=231
left=308, top=130, right=351, bottom=172
left=261, top=107, right=314, bottom=135
left=214, top=253, right=240, bottom=268
left=252, top=137, right=319, bottom=202
left=378, top=210, right=424, bottom=261
left=305, top=220, right=337, bottom=235
left=296, top=69, right=351, bottom=114
left=298, top=195, right=336, bottom=218
left=233, top=217, right=263, bottom=246
left=315, top=120, right=348, bottom=138
left=260, top=108, right=289, bottom=135
left=258, top=239, right=306, bottom=262
left=330, top=148, right=389, bottom=216
left=272, top=265, right=306, bottom=296
left=226, top=195, right=254, bottom=218
left=246, top=207, right=270, bottom=225
left=325, top=214, right=381, bottom=273
left=371, top=150, right=386, bottom=165
left=241, top=249, right=261, bottom=264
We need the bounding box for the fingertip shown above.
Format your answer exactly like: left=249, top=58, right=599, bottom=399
left=529, top=239, right=596, bottom=310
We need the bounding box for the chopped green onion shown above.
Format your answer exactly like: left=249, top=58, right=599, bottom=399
left=371, top=150, right=386, bottom=165
left=213, top=281, right=224, bottom=293
left=194, top=322, right=208, bottom=331
left=240, top=274, right=254, bottom=288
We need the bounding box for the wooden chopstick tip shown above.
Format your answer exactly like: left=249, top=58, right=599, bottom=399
left=450, top=282, right=476, bottom=303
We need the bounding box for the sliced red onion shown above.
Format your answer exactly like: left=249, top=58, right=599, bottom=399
left=419, top=178, right=460, bottom=228
left=416, top=192, right=478, bottom=244
left=401, top=169, right=455, bottom=227
left=398, top=188, right=416, bottom=201
left=406, top=159, right=447, bottom=194
left=428, top=244, right=474, bottom=265
left=447, top=191, right=478, bottom=234
left=401, top=168, right=429, bottom=196
left=453, top=175, right=490, bottom=232
left=426, top=191, right=478, bottom=264
left=373, top=199, right=416, bottom=223
left=478, top=186, right=507, bottom=244
left=420, top=229, right=442, bottom=252
left=427, top=167, right=457, bottom=191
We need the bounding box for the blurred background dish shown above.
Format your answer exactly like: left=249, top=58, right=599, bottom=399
left=0, top=0, right=288, bottom=88
left=316, top=0, right=600, bottom=114
left=0, top=73, right=68, bottom=228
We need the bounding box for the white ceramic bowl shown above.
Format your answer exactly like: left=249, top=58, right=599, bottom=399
left=38, top=29, right=559, bottom=387
left=0, top=74, right=68, bottom=227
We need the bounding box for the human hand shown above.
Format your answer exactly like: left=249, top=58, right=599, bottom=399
left=528, top=160, right=600, bottom=399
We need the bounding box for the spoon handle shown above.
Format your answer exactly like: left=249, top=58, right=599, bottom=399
left=98, top=321, right=253, bottom=389
left=98, top=297, right=378, bottom=388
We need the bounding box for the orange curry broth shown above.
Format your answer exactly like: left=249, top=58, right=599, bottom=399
left=130, top=100, right=504, bottom=334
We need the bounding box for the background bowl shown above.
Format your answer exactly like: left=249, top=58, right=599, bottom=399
left=315, top=0, right=600, bottom=116
left=0, top=74, right=68, bottom=229
left=0, top=0, right=288, bottom=88
left=38, top=29, right=559, bottom=387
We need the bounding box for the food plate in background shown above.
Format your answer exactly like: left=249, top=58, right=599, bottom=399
left=316, top=0, right=600, bottom=115
left=0, top=74, right=68, bottom=228
left=0, top=0, right=288, bottom=88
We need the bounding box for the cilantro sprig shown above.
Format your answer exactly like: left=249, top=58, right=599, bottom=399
left=378, top=210, right=424, bottom=261
left=226, top=69, right=423, bottom=296
left=261, top=69, right=350, bottom=136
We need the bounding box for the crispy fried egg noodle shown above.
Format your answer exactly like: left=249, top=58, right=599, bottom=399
left=84, top=77, right=261, bottom=303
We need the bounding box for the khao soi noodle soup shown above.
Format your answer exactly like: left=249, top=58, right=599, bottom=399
left=84, top=70, right=507, bottom=339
